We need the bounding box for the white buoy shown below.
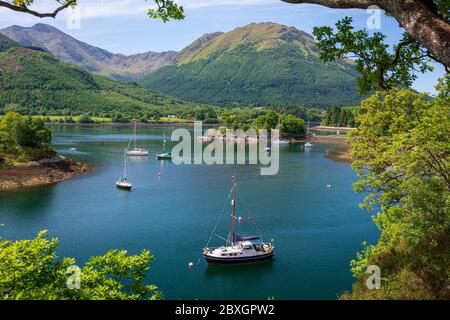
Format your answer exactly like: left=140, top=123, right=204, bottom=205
left=188, top=262, right=194, bottom=269
left=326, top=184, right=332, bottom=188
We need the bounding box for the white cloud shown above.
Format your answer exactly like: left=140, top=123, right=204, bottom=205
left=180, top=0, right=278, bottom=9
left=0, top=0, right=280, bottom=23
left=72, top=0, right=279, bottom=19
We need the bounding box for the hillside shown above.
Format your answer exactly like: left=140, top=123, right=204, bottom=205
left=0, top=24, right=177, bottom=81
left=1, top=22, right=363, bottom=108
left=0, top=35, right=210, bottom=118
left=140, top=23, right=361, bottom=107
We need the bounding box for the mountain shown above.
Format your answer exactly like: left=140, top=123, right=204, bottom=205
left=0, top=33, right=18, bottom=51
left=0, top=24, right=177, bottom=81
left=0, top=34, right=210, bottom=117
left=1, top=22, right=362, bottom=107
left=140, top=22, right=361, bottom=107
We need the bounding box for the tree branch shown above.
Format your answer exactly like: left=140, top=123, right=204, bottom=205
left=391, top=38, right=414, bottom=66
left=282, top=0, right=450, bottom=69
left=282, top=0, right=374, bottom=9
left=0, top=0, right=76, bottom=18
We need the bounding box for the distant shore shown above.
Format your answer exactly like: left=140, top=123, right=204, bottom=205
left=0, top=156, right=91, bottom=192
left=46, top=121, right=198, bottom=127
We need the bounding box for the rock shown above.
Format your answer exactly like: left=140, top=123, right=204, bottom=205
left=0, top=156, right=91, bottom=191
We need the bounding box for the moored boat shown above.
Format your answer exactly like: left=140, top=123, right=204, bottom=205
left=304, top=120, right=314, bottom=148
left=126, top=122, right=149, bottom=156
left=156, top=137, right=172, bottom=160
left=116, top=149, right=132, bottom=191
left=203, top=177, right=274, bottom=265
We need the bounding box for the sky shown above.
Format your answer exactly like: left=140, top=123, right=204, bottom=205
left=0, top=0, right=446, bottom=94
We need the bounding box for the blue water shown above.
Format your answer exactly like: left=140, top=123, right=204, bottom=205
left=0, top=125, right=379, bottom=299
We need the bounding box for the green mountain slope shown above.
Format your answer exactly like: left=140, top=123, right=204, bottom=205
left=140, top=22, right=361, bottom=107
left=0, top=39, right=210, bottom=118
left=0, top=33, right=18, bottom=51
left=0, top=24, right=177, bottom=81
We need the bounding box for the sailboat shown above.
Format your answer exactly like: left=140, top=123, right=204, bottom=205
left=116, top=149, right=132, bottom=190
left=305, top=120, right=314, bottom=148
left=126, top=122, right=149, bottom=156
left=156, top=136, right=172, bottom=160
left=203, top=177, right=274, bottom=265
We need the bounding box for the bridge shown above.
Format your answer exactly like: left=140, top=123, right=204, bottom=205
left=310, top=126, right=356, bottom=133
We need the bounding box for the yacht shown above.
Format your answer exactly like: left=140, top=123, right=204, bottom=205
left=116, top=149, right=132, bottom=191
left=203, top=177, right=274, bottom=265
left=126, top=122, right=149, bottom=156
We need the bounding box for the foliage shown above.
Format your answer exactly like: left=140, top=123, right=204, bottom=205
left=252, top=112, right=306, bottom=136
left=322, top=106, right=358, bottom=127
left=0, top=230, right=161, bottom=300
left=77, top=114, right=94, bottom=124
left=253, top=112, right=280, bottom=130
left=279, top=114, right=306, bottom=136
left=343, top=78, right=450, bottom=299
left=147, top=0, right=184, bottom=23
left=313, top=17, right=433, bottom=94
left=0, top=112, right=53, bottom=165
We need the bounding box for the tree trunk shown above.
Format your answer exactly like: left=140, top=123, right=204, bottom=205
left=282, top=0, right=450, bottom=69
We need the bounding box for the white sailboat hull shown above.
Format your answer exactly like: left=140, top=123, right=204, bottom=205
left=126, top=149, right=149, bottom=156
left=203, top=243, right=274, bottom=265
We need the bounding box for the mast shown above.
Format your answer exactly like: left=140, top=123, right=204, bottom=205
left=307, top=119, right=310, bottom=138
left=124, top=148, right=127, bottom=178
left=163, top=134, right=166, bottom=152
left=133, top=122, right=137, bottom=150
left=231, top=176, right=237, bottom=245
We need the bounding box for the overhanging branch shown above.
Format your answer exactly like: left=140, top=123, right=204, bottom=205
left=0, top=0, right=76, bottom=18
left=281, top=0, right=375, bottom=9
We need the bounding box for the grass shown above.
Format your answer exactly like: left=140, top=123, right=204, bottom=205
left=31, top=115, right=112, bottom=123
left=18, top=115, right=193, bottom=124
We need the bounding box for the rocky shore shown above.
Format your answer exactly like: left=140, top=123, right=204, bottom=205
left=0, top=156, right=90, bottom=191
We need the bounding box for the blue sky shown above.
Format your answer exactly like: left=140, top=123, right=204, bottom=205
left=0, top=0, right=445, bottom=93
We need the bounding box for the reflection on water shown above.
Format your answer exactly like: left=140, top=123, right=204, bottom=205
left=325, top=145, right=352, bottom=163
left=1, top=186, right=55, bottom=215
left=204, top=259, right=275, bottom=279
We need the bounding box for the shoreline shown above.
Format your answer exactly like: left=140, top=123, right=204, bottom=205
left=312, top=136, right=353, bottom=163
left=0, top=156, right=91, bottom=192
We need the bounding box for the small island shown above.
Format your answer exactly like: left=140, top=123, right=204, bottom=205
left=0, top=112, right=90, bottom=191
